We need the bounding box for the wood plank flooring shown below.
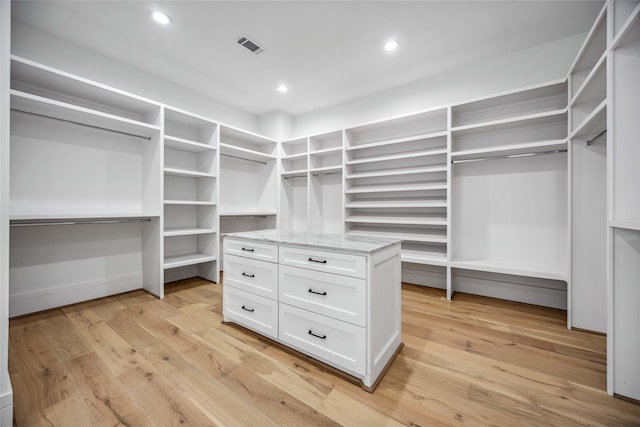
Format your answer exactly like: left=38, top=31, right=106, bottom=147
left=8, top=279, right=640, bottom=426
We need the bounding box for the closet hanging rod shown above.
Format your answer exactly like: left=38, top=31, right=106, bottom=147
left=586, top=129, right=607, bottom=146
left=283, top=174, right=307, bottom=180
left=451, top=149, right=567, bottom=164
left=312, top=170, right=342, bottom=177
left=220, top=153, right=267, bottom=165
left=10, top=218, right=152, bottom=227
left=10, top=108, right=152, bottom=141
left=220, top=215, right=269, bottom=219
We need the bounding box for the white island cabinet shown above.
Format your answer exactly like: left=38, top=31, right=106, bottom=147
left=222, top=230, right=402, bottom=391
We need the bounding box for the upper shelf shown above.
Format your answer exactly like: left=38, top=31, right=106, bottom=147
left=451, top=109, right=568, bottom=134
left=164, top=135, right=215, bottom=152
left=11, top=55, right=160, bottom=125
left=345, top=131, right=447, bottom=152
left=451, top=140, right=567, bottom=162
left=220, top=143, right=276, bottom=163
left=11, top=90, right=160, bottom=140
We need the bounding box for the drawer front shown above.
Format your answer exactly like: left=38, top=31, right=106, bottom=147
left=279, top=265, right=366, bottom=327
left=224, top=239, right=278, bottom=263
left=224, top=255, right=278, bottom=299
left=223, top=286, right=278, bottom=340
left=279, top=303, right=365, bottom=376
left=279, top=246, right=366, bottom=279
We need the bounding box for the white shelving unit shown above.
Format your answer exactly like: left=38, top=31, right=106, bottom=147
left=280, top=137, right=308, bottom=232
left=568, top=3, right=608, bottom=333
left=9, top=55, right=163, bottom=315
left=607, top=0, right=640, bottom=401
left=163, top=107, right=219, bottom=285
left=450, top=80, right=569, bottom=308
left=219, top=125, right=278, bottom=267
left=344, top=109, right=449, bottom=273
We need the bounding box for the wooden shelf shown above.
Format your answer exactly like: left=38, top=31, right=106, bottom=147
left=346, top=131, right=447, bottom=151
left=346, top=200, right=446, bottom=209
left=451, top=140, right=567, bottom=162
left=347, top=231, right=447, bottom=244
left=10, top=212, right=160, bottom=221
left=163, top=167, right=216, bottom=178
left=220, top=143, right=275, bottom=163
left=282, top=152, right=308, bottom=160
left=346, top=165, right=446, bottom=180
left=164, top=227, right=217, bottom=237
left=309, top=146, right=342, bottom=156
left=345, top=216, right=447, bottom=226
left=570, top=100, right=606, bottom=140
left=164, top=135, right=215, bottom=152
left=450, top=260, right=566, bottom=281
left=164, top=253, right=217, bottom=269
left=401, top=252, right=448, bottom=266
left=451, top=109, right=567, bottom=134
left=164, top=200, right=216, bottom=206
left=219, top=211, right=277, bottom=217
left=11, top=90, right=160, bottom=139
left=346, top=148, right=446, bottom=165
left=346, top=183, right=447, bottom=194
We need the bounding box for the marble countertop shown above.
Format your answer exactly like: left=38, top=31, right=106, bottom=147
left=224, top=230, right=401, bottom=254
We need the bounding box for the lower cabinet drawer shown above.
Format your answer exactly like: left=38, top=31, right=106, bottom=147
left=224, top=239, right=278, bottom=263
left=224, top=254, right=278, bottom=299
left=279, top=303, right=365, bottom=376
left=279, top=264, right=366, bottom=327
left=223, top=286, right=278, bottom=340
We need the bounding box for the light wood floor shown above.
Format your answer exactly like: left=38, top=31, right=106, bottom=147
left=8, top=278, right=640, bottom=426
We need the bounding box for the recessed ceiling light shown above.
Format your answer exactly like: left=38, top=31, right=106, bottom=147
left=150, top=10, right=172, bottom=25
left=384, top=40, right=400, bottom=52
left=276, top=84, right=288, bottom=93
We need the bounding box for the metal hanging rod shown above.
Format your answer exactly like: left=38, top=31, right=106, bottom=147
left=220, top=215, right=269, bottom=219
left=10, top=108, right=152, bottom=141
left=10, top=218, right=152, bottom=227
left=312, top=170, right=342, bottom=177
left=221, top=153, right=267, bottom=165
left=451, top=149, right=567, bottom=164
left=283, top=174, right=307, bottom=180
left=586, top=129, right=607, bottom=146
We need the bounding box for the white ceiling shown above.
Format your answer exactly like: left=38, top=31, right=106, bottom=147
left=12, top=1, right=603, bottom=116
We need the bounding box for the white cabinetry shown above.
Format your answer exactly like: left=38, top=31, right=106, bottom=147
left=163, top=107, right=218, bottom=285
left=607, top=0, right=640, bottom=401
left=344, top=109, right=449, bottom=269
left=223, top=231, right=402, bottom=390
left=9, top=56, right=163, bottom=315
left=569, top=4, right=608, bottom=333
left=450, top=81, right=569, bottom=308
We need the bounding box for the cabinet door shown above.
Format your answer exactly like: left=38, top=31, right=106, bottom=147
left=279, top=246, right=366, bottom=278
left=224, top=286, right=278, bottom=340
left=279, top=265, right=366, bottom=327
left=224, top=255, right=278, bottom=299
left=279, top=303, right=366, bottom=376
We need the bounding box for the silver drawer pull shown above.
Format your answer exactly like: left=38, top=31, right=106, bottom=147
left=241, top=305, right=255, bottom=312
left=308, top=330, right=326, bottom=340
left=308, top=289, right=327, bottom=296
left=308, top=257, right=327, bottom=264
left=241, top=247, right=255, bottom=252
left=241, top=272, right=255, bottom=278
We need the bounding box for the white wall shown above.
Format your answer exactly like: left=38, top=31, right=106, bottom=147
left=1, top=2, right=13, bottom=425
left=257, top=110, right=294, bottom=140
left=11, top=22, right=258, bottom=133
left=292, top=33, right=586, bottom=137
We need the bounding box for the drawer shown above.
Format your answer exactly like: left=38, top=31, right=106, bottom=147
left=279, top=246, right=366, bottom=279
left=279, top=303, right=365, bottom=376
left=223, top=286, right=278, bottom=340
left=224, top=255, right=278, bottom=299
left=279, top=265, right=366, bottom=327
left=224, top=239, right=278, bottom=263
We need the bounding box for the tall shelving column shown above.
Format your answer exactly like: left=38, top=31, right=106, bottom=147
left=309, top=131, right=343, bottom=234
left=568, top=3, right=608, bottom=333
left=163, top=107, right=219, bottom=285
left=280, top=136, right=308, bottom=232
left=606, top=0, right=640, bottom=401
left=450, top=80, right=569, bottom=308
left=343, top=109, right=449, bottom=288
left=9, top=56, right=163, bottom=315
left=219, top=126, right=278, bottom=267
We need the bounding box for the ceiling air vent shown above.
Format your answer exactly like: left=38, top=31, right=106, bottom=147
left=237, top=36, right=265, bottom=55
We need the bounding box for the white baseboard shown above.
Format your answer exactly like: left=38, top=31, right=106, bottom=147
left=1, top=377, right=13, bottom=427
left=9, top=273, right=142, bottom=317
left=402, top=263, right=446, bottom=289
